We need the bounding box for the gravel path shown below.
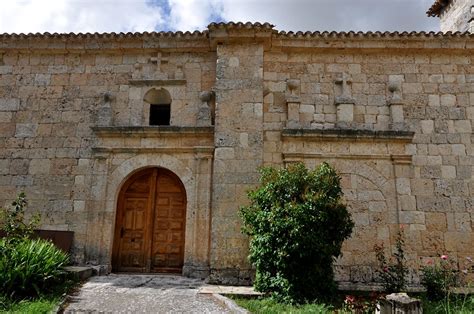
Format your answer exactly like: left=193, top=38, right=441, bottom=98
left=63, top=274, right=230, bottom=313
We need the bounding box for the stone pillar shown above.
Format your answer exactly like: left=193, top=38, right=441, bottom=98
left=388, top=76, right=405, bottom=131
left=96, top=92, right=113, bottom=126
left=335, top=72, right=355, bottom=128
left=197, top=91, right=213, bottom=126
left=285, top=79, right=301, bottom=128
left=209, top=42, right=264, bottom=285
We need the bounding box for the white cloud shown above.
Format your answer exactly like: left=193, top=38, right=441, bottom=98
left=168, top=0, right=222, bottom=31
left=0, top=0, right=440, bottom=34
left=0, top=0, right=165, bottom=33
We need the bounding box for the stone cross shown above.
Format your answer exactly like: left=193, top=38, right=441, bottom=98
left=335, top=72, right=355, bottom=104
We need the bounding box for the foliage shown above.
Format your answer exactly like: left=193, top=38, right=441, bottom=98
left=0, top=237, right=70, bottom=299
left=240, top=162, right=354, bottom=303
left=421, top=255, right=473, bottom=305
left=0, top=295, right=61, bottom=314
left=0, top=192, right=40, bottom=241
left=342, top=292, right=384, bottom=314
left=232, top=297, right=334, bottom=314
left=373, top=228, right=409, bottom=293
left=421, top=255, right=459, bottom=301
left=422, top=294, right=474, bottom=314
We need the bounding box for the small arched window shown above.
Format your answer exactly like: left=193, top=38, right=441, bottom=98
left=143, top=88, right=171, bottom=126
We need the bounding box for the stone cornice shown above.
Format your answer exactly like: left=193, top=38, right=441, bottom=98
left=282, top=128, right=414, bottom=142
left=91, top=126, right=214, bottom=138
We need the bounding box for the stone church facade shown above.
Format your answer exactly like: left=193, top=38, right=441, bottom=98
left=0, top=1, right=473, bottom=287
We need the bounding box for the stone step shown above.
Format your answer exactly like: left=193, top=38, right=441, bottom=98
left=64, top=266, right=94, bottom=281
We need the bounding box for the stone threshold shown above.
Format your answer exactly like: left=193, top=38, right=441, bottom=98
left=198, top=285, right=263, bottom=296
left=282, top=128, right=414, bottom=142
left=92, top=126, right=214, bottom=137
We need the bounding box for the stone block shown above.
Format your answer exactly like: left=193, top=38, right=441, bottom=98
left=336, top=103, right=354, bottom=123
left=0, top=98, right=20, bottom=111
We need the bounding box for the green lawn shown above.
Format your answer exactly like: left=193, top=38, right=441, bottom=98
left=0, top=297, right=60, bottom=314
left=233, top=294, right=474, bottom=314
left=233, top=298, right=334, bottom=314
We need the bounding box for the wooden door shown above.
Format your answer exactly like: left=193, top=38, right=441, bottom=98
left=112, top=168, right=186, bottom=273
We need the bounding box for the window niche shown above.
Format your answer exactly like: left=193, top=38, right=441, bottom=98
left=143, top=88, right=172, bottom=126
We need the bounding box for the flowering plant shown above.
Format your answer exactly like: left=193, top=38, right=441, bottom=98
left=342, top=293, right=383, bottom=314
left=420, top=254, right=463, bottom=301
left=373, top=228, right=408, bottom=293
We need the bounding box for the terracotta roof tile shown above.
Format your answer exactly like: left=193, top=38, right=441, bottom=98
left=0, top=22, right=473, bottom=41
left=427, top=0, right=451, bottom=17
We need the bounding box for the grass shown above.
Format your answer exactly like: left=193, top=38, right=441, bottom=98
left=233, top=293, right=474, bottom=314
left=422, top=294, right=474, bottom=314
left=0, top=297, right=60, bottom=314
left=0, top=277, right=78, bottom=314
left=233, top=297, right=334, bottom=314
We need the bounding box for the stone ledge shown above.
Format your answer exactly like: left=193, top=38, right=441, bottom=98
left=282, top=128, right=414, bottom=142
left=92, top=146, right=215, bottom=155
left=129, top=79, right=186, bottom=86
left=92, top=126, right=214, bottom=138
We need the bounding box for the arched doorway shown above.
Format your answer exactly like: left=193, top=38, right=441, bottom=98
left=112, top=167, right=187, bottom=273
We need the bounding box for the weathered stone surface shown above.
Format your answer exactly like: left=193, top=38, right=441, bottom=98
left=0, top=20, right=473, bottom=289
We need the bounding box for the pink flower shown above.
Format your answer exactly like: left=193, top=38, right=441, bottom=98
left=345, top=295, right=355, bottom=303
left=383, top=267, right=389, bottom=272
left=426, top=259, right=433, bottom=265
left=466, top=256, right=472, bottom=262
left=441, top=255, right=448, bottom=260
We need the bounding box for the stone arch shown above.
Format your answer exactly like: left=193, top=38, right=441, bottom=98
left=143, top=88, right=172, bottom=125
left=103, top=154, right=195, bottom=267
left=143, top=87, right=172, bottom=105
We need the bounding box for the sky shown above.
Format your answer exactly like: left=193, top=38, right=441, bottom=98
left=0, top=0, right=440, bottom=34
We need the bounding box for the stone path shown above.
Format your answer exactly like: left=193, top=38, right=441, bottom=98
left=63, top=274, right=231, bottom=313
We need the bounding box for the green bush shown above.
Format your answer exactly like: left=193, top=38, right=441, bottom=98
left=0, top=237, right=70, bottom=299
left=421, top=255, right=459, bottom=301
left=240, top=162, right=354, bottom=304
left=0, top=192, right=40, bottom=241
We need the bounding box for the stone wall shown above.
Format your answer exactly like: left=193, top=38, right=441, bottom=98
left=1, top=24, right=473, bottom=288
left=440, top=0, right=474, bottom=33
left=0, top=34, right=216, bottom=268
left=262, top=37, right=474, bottom=286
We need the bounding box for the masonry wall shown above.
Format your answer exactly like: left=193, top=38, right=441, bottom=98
left=262, top=44, right=474, bottom=286
left=1, top=27, right=474, bottom=288
left=0, top=37, right=216, bottom=268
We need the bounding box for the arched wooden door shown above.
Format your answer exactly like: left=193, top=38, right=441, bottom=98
left=112, top=168, right=186, bottom=273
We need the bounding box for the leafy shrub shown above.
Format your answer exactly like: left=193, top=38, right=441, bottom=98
left=0, top=193, right=70, bottom=300
left=420, top=255, right=467, bottom=301
left=0, top=192, right=40, bottom=241
left=0, top=237, right=70, bottom=299
left=240, top=162, right=354, bottom=303
left=373, top=228, right=409, bottom=293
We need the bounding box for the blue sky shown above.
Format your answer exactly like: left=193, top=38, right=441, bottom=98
left=0, top=0, right=439, bottom=34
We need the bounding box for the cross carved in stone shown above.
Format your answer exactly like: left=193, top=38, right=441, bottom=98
left=335, top=72, right=355, bottom=104
left=335, top=72, right=352, bottom=98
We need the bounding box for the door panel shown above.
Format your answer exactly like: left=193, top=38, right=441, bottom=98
left=151, top=173, right=186, bottom=272
left=113, top=168, right=186, bottom=273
